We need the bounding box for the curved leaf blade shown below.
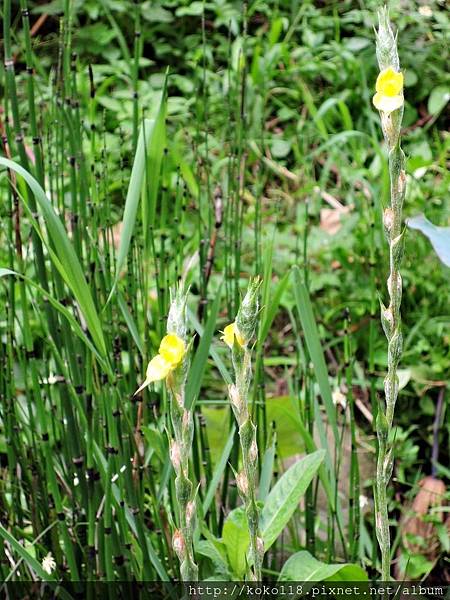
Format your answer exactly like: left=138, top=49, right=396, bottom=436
left=261, top=449, right=325, bottom=550
left=0, top=157, right=106, bottom=358
left=292, top=266, right=338, bottom=442
left=0, top=268, right=106, bottom=369
left=0, top=524, right=55, bottom=581
left=222, top=507, right=250, bottom=579
left=278, top=550, right=368, bottom=582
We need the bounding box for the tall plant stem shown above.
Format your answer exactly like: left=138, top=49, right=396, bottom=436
left=166, top=289, right=198, bottom=581
left=225, top=278, right=263, bottom=580
left=373, top=7, right=407, bottom=581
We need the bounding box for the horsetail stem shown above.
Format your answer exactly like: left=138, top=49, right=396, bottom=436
left=373, top=7, right=407, bottom=581
left=224, top=278, right=263, bottom=580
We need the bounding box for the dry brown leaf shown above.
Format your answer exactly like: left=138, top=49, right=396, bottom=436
left=395, top=476, right=448, bottom=579
left=319, top=206, right=351, bottom=235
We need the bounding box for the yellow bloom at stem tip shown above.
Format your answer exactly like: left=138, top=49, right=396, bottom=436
left=221, top=322, right=245, bottom=349
left=373, top=67, right=404, bottom=113
left=134, top=334, right=186, bottom=395
left=159, top=334, right=186, bottom=366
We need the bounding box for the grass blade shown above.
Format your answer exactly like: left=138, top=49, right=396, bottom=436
left=185, top=286, right=222, bottom=410
left=0, top=157, right=107, bottom=358
left=0, top=268, right=106, bottom=369
left=291, top=265, right=338, bottom=441
left=202, top=424, right=236, bottom=514
left=0, top=524, right=55, bottom=581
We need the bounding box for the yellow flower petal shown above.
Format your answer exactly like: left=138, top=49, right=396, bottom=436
left=375, top=67, right=403, bottom=97
left=373, top=92, right=404, bottom=113
left=159, top=334, right=186, bottom=366
left=134, top=355, right=172, bottom=395
left=221, top=322, right=245, bottom=349
left=147, top=354, right=172, bottom=380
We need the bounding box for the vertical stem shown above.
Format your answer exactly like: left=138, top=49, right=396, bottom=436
left=374, top=8, right=406, bottom=581
left=225, top=279, right=263, bottom=580
left=165, top=290, right=198, bottom=581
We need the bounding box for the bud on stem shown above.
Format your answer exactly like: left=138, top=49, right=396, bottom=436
left=165, top=288, right=198, bottom=581
left=374, top=7, right=406, bottom=582
left=225, top=278, right=263, bottom=580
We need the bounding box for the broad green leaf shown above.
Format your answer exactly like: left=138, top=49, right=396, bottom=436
left=222, top=507, right=250, bottom=579
left=404, top=70, right=418, bottom=87
left=176, top=1, right=204, bottom=16
left=261, top=450, right=325, bottom=549
left=279, top=550, right=368, bottom=581
left=398, top=552, right=434, bottom=579
left=406, top=214, right=450, bottom=267
left=196, top=539, right=229, bottom=573
left=292, top=266, right=338, bottom=441
left=0, top=157, right=106, bottom=358
left=271, top=398, right=335, bottom=512
left=344, top=37, right=370, bottom=51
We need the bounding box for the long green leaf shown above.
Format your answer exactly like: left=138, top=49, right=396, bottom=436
left=279, top=550, right=368, bottom=581
left=258, top=437, right=276, bottom=502
left=188, top=309, right=232, bottom=385
left=221, top=507, right=250, bottom=579
left=118, top=291, right=144, bottom=356
left=0, top=524, right=55, bottom=581
left=275, top=398, right=335, bottom=511
left=185, top=286, right=222, bottom=410
left=202, top=424, right=236, bottom=514
left=109, top=84, right=167, bottom=302
left=0, top=157, right=106, bottom=358
left=0, top=268, right=106, bottom=369
left=144, top=85, right=167, bottom=230
left=259, top=271, right=290, bottom=347
left=261, top=449, right=325, bottom=549
left=109, top=118, right=153, bottom=297
left=292, top=266, right=338, bottom=441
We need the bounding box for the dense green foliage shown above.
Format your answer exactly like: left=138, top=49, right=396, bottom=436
left=0, top=0, right=448, bottom=583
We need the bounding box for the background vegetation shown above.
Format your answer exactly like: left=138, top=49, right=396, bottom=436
left=0, top=0, right=449, bottom=583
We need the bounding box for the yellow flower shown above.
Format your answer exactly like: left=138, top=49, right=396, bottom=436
left=221, top=322, right=245, bottom=349
left=159, top=334, right=186, bottom=366
left=373, top=67, right=404, bottom=113
left=134, top=334, right=186, bottom=395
